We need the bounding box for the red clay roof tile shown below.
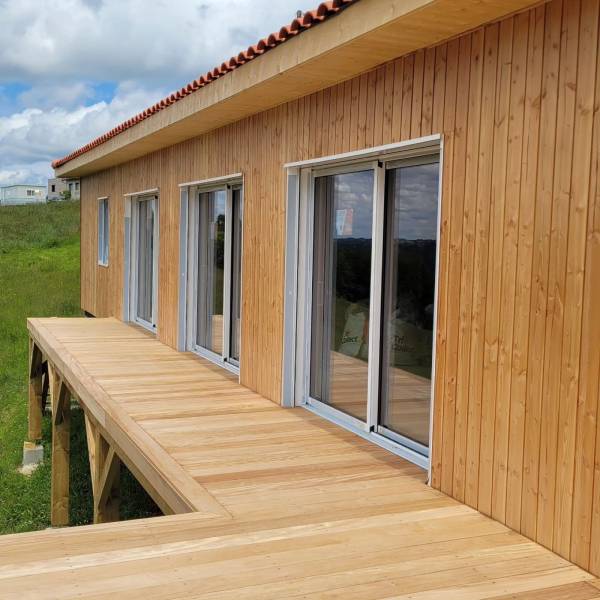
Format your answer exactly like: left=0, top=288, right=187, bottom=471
left=52, top=0, right=356, bottom=169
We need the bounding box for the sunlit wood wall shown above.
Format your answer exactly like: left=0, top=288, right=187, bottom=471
left=80, top=0, right=600, bottom=575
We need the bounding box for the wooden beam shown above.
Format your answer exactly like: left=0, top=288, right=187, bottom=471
left=41, top=361, right=49, bottom=413
left=27, top=337, right=43, bottom=442
left=84, top=412, right=98, bottom=498
left=50, top=366, right=70, bottom=527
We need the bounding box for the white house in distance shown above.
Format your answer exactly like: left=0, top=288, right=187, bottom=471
left=0, top=184, right=46, bottom=206
left=47, top=177, right=80, bottom=201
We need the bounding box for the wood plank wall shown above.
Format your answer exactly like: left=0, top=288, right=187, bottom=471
left=79, top=0, right=600, bottom=576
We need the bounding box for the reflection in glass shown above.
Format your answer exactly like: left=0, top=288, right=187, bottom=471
left=196, top=190, right=226, bottom=354
left=380, top=162, right=439, bottom=447
left=310, top=170, right=374, bottom=422
left=230, top=188, right=243, bottom=362
left=136, top=198, right=155, bottom=324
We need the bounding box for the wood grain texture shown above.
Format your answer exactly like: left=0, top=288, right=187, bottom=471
left=78, top=0, right=600, bottom=576
left=6, top=321, right=599, bottom=598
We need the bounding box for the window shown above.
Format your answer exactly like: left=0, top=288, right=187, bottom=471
left=98, top=198, right=109, bottom=266
left=289, top=139, right=441, bottom=468
left=27, top=189, right=34, bottom=196
left=51, top=184, right=56, bottom=193
left=309, top=169, right=374, bottom=422
left=127, top=194, right=159, bottom=332
left=184, top=177, right=243, bottom=372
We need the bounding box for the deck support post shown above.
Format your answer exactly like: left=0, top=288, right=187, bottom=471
left=50, top=366, right=71, bottom=527
left=28, top=337, right=44, bottom=442
left=85, top=413, right=120, bottom=523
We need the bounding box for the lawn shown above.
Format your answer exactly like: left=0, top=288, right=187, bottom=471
left=0, top=200, right=159, bottom=534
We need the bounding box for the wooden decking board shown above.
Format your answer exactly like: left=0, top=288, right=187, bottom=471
left=5, top=317, right=595, bottom=598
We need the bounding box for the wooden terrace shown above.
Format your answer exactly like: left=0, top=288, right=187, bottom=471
left=3, top=317, right=599, bottom=598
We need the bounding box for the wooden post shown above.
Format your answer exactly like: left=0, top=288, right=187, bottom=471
left=85, top=413, right=120, bottom=523
left=50, top=367, right=70, bottom=527
left=28, top=338, right=43, bottom=442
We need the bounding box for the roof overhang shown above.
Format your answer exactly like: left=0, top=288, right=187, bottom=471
left=55, top=0, right=544, bottom=178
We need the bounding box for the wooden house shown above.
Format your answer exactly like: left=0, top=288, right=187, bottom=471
left=8, top=0, right=600, bottom=595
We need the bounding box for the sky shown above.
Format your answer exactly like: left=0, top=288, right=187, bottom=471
left=0, top=0, right=317, bottom=186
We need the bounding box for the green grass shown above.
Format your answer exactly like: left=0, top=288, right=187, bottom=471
left=0, top=200, right=159, bottom=534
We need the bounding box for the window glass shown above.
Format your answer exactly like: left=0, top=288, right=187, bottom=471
left=196, top=190, right=226, bottom=354
left=379, top=161, right=439, bottom=447
left=310, top=169, right=374, bottom=422
left=98, top=198, right=109, bottom=265
left=136, top=198, right=155, bottom=324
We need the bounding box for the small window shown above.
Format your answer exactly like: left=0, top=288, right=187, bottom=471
left=75, top=182, right=80, bottom=191
left=98, top=198, right=109, bottom=266
left=27, top=189, right=34, bottom=196
left=51, top=185, right=56, bottom=192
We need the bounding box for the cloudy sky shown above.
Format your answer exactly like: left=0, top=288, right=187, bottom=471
left=0, top=0, right=316, bottom=186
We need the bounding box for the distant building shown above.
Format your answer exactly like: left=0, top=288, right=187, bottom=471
left=47, top=178, right=68, bottom=201
left=67, top=179, right=80, bottom=200
left=47, top=177, right=80, bottom=201
left=0, top=184, right=46, bottom=206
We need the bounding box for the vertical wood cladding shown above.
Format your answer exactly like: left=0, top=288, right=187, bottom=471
left=80, top=0, right=600, bottom=575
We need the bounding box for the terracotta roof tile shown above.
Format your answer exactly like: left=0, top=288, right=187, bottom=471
left=52, top=0, right=357, bottom=169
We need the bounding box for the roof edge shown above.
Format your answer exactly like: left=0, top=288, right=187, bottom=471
left=52, top=0, right=356, bottom=170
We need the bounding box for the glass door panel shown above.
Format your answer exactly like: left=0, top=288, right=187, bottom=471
left=136, top=197, right=155, bottom=325
left=310, top=169, right=374, bottom=422
left=379, top=161, right=439, bottom=450
left=196, top=190, right=226, bottom=354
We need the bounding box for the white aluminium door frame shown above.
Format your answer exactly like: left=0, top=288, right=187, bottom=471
left=301, top=159, right=380, bottom=435
left=180, top=175, right=243, bottom=376
left=284, top=135, right=443, bottom=472
left=125, top=191, right=159, bottom=333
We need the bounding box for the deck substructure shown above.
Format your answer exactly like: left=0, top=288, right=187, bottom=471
left=5, top=317, right=597, bottom=598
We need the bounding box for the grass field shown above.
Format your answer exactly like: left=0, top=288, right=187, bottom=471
left=0, top=200, right=159, bottom=534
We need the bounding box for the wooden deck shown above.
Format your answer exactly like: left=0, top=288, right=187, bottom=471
left=6, top=317, right=599, bottom=598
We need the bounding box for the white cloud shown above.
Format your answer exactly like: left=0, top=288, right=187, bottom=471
left=0, top=0, right=320, bottom=185
left=17, top=82, right=96, bottom=110
left=0, top=0, right=316, bottom=85
left=0, top=83, right=167, bottom=184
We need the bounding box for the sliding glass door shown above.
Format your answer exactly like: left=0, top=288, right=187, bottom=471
left=189, top=182, right=243, bottom=371
left=379, top=161, right=440, bottom=452
left=133, top=195, right=158, bottom=330
left=305, top=155, right=440, bottom=460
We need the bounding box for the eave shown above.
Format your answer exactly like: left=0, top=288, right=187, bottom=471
left=55, top=0, right=544, bottom=178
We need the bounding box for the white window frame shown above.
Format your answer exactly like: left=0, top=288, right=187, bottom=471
left=178, top=174, right=243, bottom=376
left=98, top=197, right=109, bottom=267
left=282, top=135, right=443, bottom=472
left=124, top=190, right=159, bottom=333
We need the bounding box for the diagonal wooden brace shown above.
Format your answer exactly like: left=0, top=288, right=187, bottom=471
left=84, top=412, right=121, bottom=523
